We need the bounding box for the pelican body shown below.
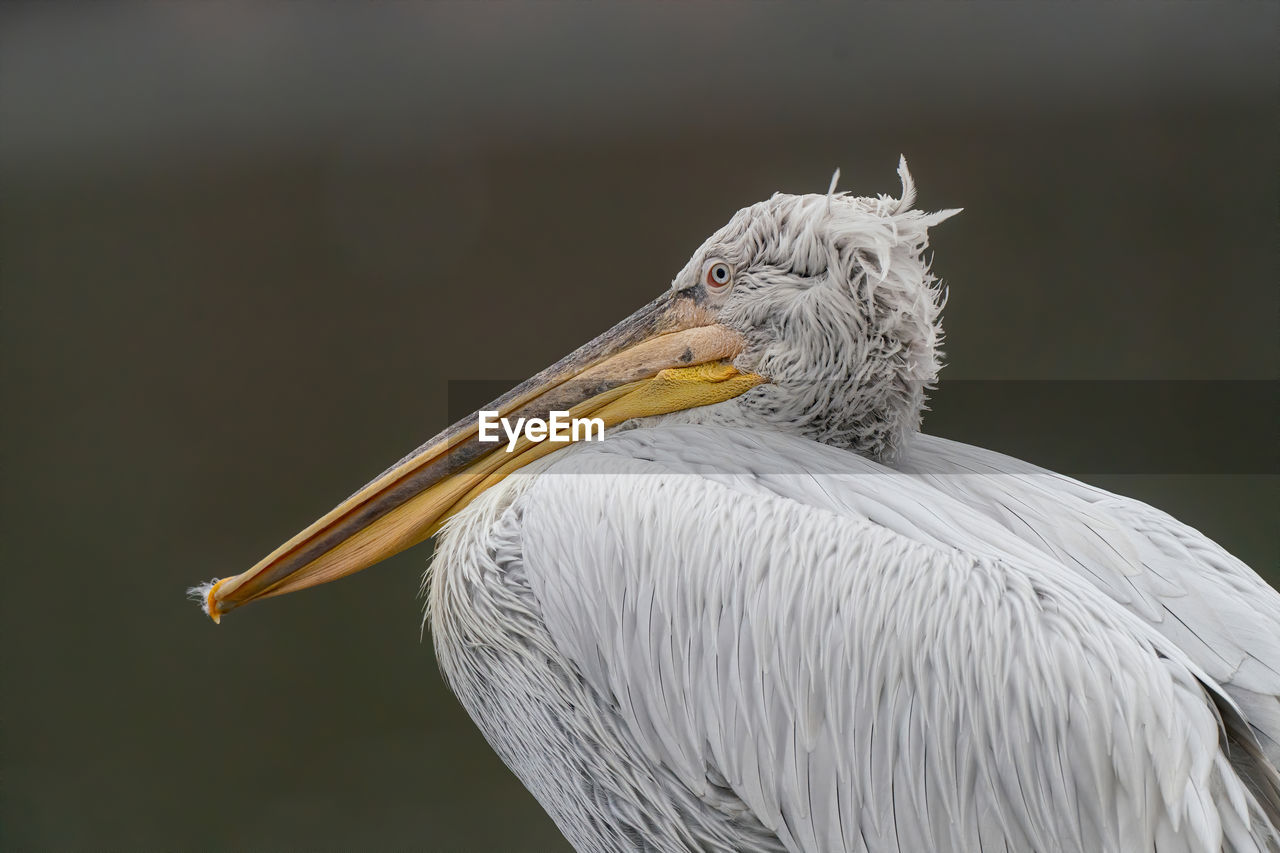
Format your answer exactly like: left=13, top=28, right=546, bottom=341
left=195, top=160, right=1280, bottom=852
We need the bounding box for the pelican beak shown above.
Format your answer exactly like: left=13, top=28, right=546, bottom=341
left=194, top=290, right=765, bottom=622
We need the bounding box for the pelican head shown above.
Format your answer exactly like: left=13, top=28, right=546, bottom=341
left=654, top=156, right=960, bottom=461
left=194, top=157, right=957, bottom=620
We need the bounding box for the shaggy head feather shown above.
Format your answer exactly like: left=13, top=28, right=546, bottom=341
left=664, top=157, right=960, bottom=461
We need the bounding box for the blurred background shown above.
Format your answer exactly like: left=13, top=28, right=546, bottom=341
left=2, top=3, right=1276, bottom=850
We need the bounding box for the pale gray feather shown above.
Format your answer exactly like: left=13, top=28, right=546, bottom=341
left=429, top=426, right=1279, bottom=852
left=896, top=433, right=1280, bottom=771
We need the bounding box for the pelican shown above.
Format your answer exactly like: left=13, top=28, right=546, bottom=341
left=194, top=159, right=1280, bottom=852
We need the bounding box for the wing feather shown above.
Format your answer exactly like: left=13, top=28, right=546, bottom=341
left=898, top=434, right=1280, bottom=768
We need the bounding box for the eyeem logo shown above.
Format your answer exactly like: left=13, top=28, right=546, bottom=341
left=478, top=411, right=606, bottom=452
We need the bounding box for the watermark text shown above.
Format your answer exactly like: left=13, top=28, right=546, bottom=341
left=478, top=410, right=605, bottom=452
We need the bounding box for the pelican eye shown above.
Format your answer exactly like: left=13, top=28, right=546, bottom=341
left=702, top=259, right=734, bottom=290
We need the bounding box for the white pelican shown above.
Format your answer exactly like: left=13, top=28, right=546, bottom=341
left=194, top=159, right=1280, bottom=852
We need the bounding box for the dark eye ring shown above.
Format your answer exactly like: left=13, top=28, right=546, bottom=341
left=702, top=259, right=733, bottom=290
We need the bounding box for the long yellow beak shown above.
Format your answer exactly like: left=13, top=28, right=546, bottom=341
left=195, top=290, right=765, bottom=622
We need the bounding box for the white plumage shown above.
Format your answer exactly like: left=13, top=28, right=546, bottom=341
left=426, top=162, right=1279, bottom=851
left=432, top=427, right=1279, bottom=851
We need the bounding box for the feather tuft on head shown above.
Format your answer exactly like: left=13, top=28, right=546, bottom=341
left=891, top=154, right=917, bottom=215
left=826, top=168, right=842, bottom=215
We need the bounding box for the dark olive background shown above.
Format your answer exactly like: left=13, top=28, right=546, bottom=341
left=2, top=4, right=1276, bottom=851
